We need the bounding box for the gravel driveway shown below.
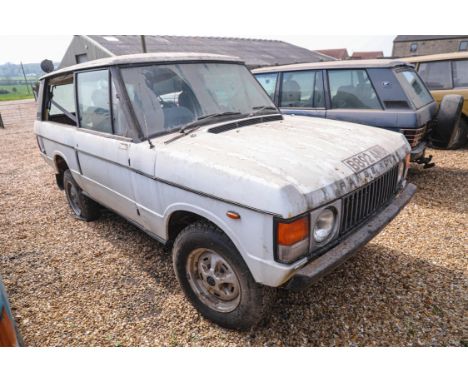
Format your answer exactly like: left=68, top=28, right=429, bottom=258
left=1, top=119, right=466, bottom=346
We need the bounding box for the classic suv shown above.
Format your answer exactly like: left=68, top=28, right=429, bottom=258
left=253, top=59, right=463, bottom=166
left=35, top=53, right=415, bottom=329
left=401, top=52, right=468, bottom=149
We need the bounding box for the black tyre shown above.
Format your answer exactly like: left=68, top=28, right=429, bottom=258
left=172, top=221, right=273, bottom=330
left=431, top=94, right=467, bottom=149
left=63, top=169, right=100, bottom=221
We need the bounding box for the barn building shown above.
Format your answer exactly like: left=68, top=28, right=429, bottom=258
left=58, top=35, right=333, bottom=70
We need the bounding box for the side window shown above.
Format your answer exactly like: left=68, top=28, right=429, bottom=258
left=77, top=69, right=112, bottom=134
left=279, top=70, right=324, bottom=108
left=452, top=60, right=468, bottom=88
left=418, top=61, right=452, bottom=90
left=44, top=73, right=76, bottom=126
left=255, top=72, right=278, bottom=100
left=328, top=69, right=381, bottom=110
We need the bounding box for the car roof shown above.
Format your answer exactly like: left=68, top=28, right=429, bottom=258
left=41, top=52, right=244, bottom=80
left=399, top=51, right=468, bottom=63
left=252, top=59, right=412, bottom=73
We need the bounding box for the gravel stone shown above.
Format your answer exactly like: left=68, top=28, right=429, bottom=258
left=0, top=119, right=466, bottom=346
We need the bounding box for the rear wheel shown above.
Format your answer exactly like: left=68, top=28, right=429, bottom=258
left=172, top=221, right=273, bottom=330
left=63, top=170, right=100, bottom=221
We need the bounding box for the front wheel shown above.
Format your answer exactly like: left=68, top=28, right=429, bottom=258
left=172, top=221, right=273, bottom=330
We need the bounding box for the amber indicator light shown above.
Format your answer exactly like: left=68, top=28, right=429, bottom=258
left=277, top=216, right=309, bottom=246
left=226, top=211, right=241, bottom=220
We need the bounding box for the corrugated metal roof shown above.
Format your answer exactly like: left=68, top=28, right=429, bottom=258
left=85, top=35, right=334, bottom=68
left=394, top=35, right=468, bottom=42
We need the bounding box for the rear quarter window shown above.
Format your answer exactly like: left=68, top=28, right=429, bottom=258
left=394, top=69, right=433, bottom=109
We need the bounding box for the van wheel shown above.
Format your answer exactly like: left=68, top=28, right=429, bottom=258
left=431, top=94, right=467, bottom=149
left=63, top=170, right=100, bottom=221
left=172, top=221, right=273, bottom=330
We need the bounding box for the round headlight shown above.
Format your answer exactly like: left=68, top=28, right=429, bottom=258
left=398, top=160, right=405, bottom=183
left=313, top=208, right=336, bottom=243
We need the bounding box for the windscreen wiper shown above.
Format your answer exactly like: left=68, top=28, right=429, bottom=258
left=250, top=105, right=279, bottom=116
left=164, top=111, right=243, bottom=144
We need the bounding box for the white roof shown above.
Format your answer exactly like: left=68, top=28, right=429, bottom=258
left=42, top=52, right=242, bottom=79
left=252, top=59, right=412, bottom=73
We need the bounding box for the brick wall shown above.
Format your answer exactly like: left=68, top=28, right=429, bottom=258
left=393, top=38, right=468, bottom=57
left=0, top=99, right=37, bottom=128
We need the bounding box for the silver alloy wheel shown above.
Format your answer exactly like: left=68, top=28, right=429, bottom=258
left=186, top=248, right=241, bottom=313
left=66, top=182, right=81, bottom=216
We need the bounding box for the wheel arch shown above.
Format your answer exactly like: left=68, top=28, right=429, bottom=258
left=164, top=205, right=243, bottom=254
left=52, top=153, right=70, bottom=190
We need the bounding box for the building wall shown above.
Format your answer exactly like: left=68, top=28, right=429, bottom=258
left=393, top=37, right=468, bottom=57
left=58, top=36, right=112, bottom=69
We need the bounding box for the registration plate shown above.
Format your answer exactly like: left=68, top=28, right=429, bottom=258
left=342, top=145, right=389, bottom=174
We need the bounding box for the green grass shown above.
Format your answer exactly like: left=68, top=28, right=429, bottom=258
left=0, top=84, right=34, bottom=101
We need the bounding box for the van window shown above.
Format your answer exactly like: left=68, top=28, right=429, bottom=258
left=44, top=73, right=76, bottom=126
left=418, top=61, right=452, bottom=90
left=77, top=70, right=112, bottom=134
left=255, top=72, right=278, bottom=99
left=452, top=60, right=468, bottom=88
left=328, top=69, right=381, bottom=109
left=279, top=70, right=324, bottom=108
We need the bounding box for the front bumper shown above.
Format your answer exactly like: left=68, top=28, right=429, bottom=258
left=285, top=183, right=417, bottom=290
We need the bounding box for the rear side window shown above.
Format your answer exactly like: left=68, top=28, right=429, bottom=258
left=394, top=69, right=433, bottom=109
left=255, top=72, right=278, bottom=99
left=44, top=73, right=76, bottom=126
left=279, top=70, right=324, bottom=108
left=328, top=69, right=381, bottom=109
left=418, top=61, right=452, bottom=90
left=77, top=70, right=112, bottom=134
left=452, top=60, right=468, bottom=88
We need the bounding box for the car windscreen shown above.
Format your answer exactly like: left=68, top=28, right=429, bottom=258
left=394, top=69, right=433, bottom=109
left=120, top=62, right=276, bottom=138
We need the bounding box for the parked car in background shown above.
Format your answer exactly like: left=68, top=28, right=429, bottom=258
left=0, top=275, right=21, bottom=346
left=253, top=60, right=464, bottom=164
left=35, top=53, right=415, bottom=329
left=401, top=52, right=468, bottom=149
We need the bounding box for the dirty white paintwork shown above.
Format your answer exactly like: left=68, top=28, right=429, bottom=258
left=34, top=113, right=409, bottom=287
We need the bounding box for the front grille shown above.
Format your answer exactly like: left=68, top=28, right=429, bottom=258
left=400, top=126, right=427, bottom=148
left=340, top=165, right=399, bottom=234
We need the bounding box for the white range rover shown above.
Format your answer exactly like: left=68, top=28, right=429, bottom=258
left=34, top=53, right=416, bottom=329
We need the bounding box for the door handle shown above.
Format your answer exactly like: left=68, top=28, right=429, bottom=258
left=119, top=143, right=129, bottom=150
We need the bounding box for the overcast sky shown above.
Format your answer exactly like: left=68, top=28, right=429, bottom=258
left=0, top=35, right=395, bottom=65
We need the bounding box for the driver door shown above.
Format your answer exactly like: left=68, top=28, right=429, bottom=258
left=73, top=68, right=138, bottom=221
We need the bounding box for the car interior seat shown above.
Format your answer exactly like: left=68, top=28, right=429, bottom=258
left=332, top=86, right=366, bottom=109
left=282, top=79, right=301, bottom=107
